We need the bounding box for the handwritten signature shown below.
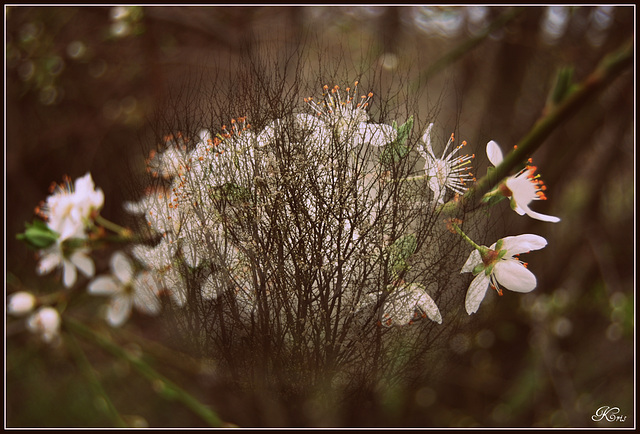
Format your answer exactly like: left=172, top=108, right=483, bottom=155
left=592, top=406, right=627, bottom=423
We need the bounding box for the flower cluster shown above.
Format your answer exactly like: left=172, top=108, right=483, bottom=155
left=458, top=140, right=560, bottom=315
left=12, top=81, right=561, bottom=348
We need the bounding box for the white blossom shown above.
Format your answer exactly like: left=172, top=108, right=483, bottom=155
left=88, top=251, right=161, bottom=326
left=418, top=123, right=475, bottom=204
left=461, top=234, right=547, bottom=315
left=37, top=242, right=95, bottom=288
left=303, top=83, right=397, bottom=150
left=37, top=172, right=104, bottom=240
left=27, top=306, right=61, bottom=344
left=8, top=292, right=37, bottom=316
left=486, top=140, right=560, bottom=223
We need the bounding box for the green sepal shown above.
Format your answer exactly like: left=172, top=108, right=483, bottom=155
left=472, top=263, right=485, bottom=275
left=497, top=249, right=508, bottom=259
left=485, top=263, right=495, bottom=276
left=16, top=219, right=59, bottom=250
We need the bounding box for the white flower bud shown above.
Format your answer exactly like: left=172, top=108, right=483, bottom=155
left=8, top=291, right=36, bottom=316
left=27, top=307, right=61, bottom=343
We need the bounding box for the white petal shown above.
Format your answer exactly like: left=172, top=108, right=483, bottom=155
left=111, top=251, right=134, bottom=284
left=62, top=259, right=78, bottom=288
left=420, top=123, right=436, bottom=158
left=461, top=249, right=482, bottom=273
left=107, top=294, right=132, bottom=327
left=88, top=276, right=121, bottom=296
left=416, top=291, right=442, bottom=324
left=70, top=251, right=95, bottom=278
left=522, top=205, right=561, bottom=223
left=501, top=234, right=548, bottom=256
left=494, top=260, right=537, bottom=293
left=132, top=241, right=173, bottom=270
left=486, top=140, right=504, bottom=166
left=465, top=273, right=490, bottom=315
left=428, top=177, right=444, bottom=204
left=37, top=251, right=62, bottom=275
left=361, top=123, right=397, bottom=147
left=132, top=272, right=162, bottom=315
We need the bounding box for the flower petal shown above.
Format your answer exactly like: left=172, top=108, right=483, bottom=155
left=37, top=251, right=61, bottom=275
left=62, top=259, right=78, bottom=288
left=494, top=260, right=537, bottom=293
left=107, top=294, right=132, bottom=327
left=420, top=123, right=436, bottom=159
left=361, top=123, right=397, bottom=147
left=111, top=251, right=134, bottom=284
left=486, top=140, right=504, bottom=166
left=465, top=273, right=490, bottom=315
left=428, top=177, right=444, bottom=204
left=521, top=205, right=561, bottom=223
left=70, top=251, right=95, bottom=278
left=416, top=290, right=442, bottom=324
left=88, top=276, right=121, bottom=296
left=501, top=234, right=548, bottom=256
left=461, top=249, right=482, bottom=273
left=132, top=272, right=162, bottom=315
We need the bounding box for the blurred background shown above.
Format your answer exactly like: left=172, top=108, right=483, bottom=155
left=5, top=5, right=635, bottom=428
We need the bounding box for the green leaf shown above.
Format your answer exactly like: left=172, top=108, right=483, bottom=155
left=379, top=116, right=414, bottom=167
left=395, top=115, right=414, bottom=146
left=387, top=233, right=417, bottom=279
left=16, top=219, right=59, bottom=249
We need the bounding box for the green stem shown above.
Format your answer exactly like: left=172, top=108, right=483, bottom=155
left=445, top=37, right=633, bottom=216
left=450, top=222, right=484, bottom=253
left=65, top=318, right=227, bottom=428
left=95, top=214, right=132, bottom=238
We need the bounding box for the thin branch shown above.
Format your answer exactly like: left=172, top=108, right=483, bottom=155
left=442, top=37, right=634, bottom=217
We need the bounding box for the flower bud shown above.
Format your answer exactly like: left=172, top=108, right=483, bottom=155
left=27, top=307, right=61, bottom=343
left=8, top=291, right=37, bottom=316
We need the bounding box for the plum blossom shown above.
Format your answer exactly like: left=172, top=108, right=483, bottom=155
left=418, top=123, right=475, bottom=204
left=88, top=251, right=161, bottom=327
left=486, top=140, right=560, bottom=223
left=359, top=283, right=442, bottom=327
left=36, top=172, right=104, bottom=241
left=37, top=242, right=95, bottom=288
left=461, top=234, right=547, bottom=315
left=27, top=306, right=61, bottom=344
left=302, top=82, right=397, bottom=149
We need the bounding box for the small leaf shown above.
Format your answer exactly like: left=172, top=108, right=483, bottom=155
left=16, top=219, right=59, bottom=249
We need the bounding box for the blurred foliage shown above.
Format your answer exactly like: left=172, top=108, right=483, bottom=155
left=5, top=5, right=634, bottom=428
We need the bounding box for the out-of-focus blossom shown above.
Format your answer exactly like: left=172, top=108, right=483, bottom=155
left=27, top=306, right=61, bottom=344
left=8, top=292, right=37, bottom=316
left=88, top=251, right=161, bottom=326
left=37, top=173, right=104, bottom=240
left=37, top=242, right=95, bottom=288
